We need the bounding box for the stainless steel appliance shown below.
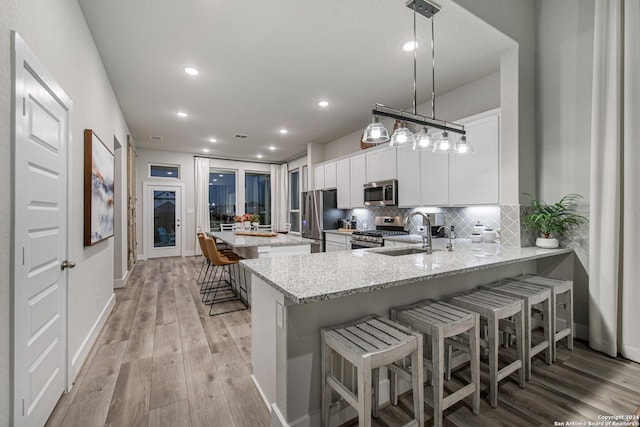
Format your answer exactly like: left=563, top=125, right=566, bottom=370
left=301, top=189, right=346, bottom=251
left=363, top=179, right=398, bottom=206
left=350, top=216, right=408, bottom=249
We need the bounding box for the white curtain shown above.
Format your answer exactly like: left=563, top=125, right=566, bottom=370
left=270, top=164, right=289, bottom=231
left=589, top=0, right=640, bottom=362
left=194, top=157, right=211, bottom=255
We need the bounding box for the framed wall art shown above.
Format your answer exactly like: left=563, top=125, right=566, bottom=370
left=84, top=129, right=115, bottom=246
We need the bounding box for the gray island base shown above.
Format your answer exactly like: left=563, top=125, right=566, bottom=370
left=241, top=240, right=573, bottom=427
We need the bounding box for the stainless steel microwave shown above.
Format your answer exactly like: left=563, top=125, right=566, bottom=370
left=364, top=179, right=397, bottom=206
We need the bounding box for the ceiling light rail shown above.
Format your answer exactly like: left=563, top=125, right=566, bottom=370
left=370, top=104, right=465, bottom=136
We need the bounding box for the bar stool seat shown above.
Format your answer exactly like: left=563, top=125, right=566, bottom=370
left=481, top=280, right=552, bottom=379
left=512, top=274, right=574, bottom=360
left=450, top=290, right=526, bottom=407
left=201, top=236, right=248, bottom=316
left=321, top=315, right=424, bottom=427
left=391, top=300, right=480, bottom=427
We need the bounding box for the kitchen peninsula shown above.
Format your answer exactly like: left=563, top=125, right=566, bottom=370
left=241, top=240, right=573, bottom=427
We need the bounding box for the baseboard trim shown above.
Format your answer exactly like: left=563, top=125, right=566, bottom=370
left=251, top=374, right=272, bottom=412
left=70, top=293, right=116, bottom=381
left=113, top=269, right=130, bottom=289
left=137, top=253, right=147, bottom=261
left=183, top=250, right=195, bottom=257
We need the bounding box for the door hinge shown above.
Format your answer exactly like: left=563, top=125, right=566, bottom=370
left=22, top=97, right=26, bottom=116
left=22, top=397, right=25, bottom=416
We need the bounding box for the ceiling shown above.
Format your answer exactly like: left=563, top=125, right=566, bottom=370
left=78, top=0, right=515, bottom=163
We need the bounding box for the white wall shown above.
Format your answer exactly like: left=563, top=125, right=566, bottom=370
left=136, top=149, right=271, bottom=257
left=324, top=71, right=501, bottom=161
left=0, top=0, right=131, bottom=423
left=535, top=0, right=595, bottom=329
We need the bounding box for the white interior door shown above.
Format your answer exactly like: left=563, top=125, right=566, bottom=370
left=13, top=32, right=72, bottom=427
left=146, top=183, right=183, bottom=258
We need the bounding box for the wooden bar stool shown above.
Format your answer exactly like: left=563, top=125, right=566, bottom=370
left=321, top=315, right=424, bottom=427
left=481, top=281, right=552, bottom=379
left=512, top=274, right=574, bottom=360
left=391, top=300, right=480, bottom=427
left=449, top=290, right=526, bottom=407
left=201, top=237, right=248, bottom=316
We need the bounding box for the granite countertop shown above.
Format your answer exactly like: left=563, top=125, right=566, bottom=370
left=384, top=234, right=426, bottom=243
left=240, top=240, right=573, bottom=304
left=324, top=229, right=357, bottom=235
left=210, top=231, right=310, bottom=248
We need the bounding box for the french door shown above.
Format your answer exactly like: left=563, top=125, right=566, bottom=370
left=145, top=183, right=184, bottom=258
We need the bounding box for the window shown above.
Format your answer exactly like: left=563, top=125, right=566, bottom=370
left=245, top=172, right=271, bottom=225
left=289, top=169, right=300, bottom=232
left=150, top=164, right=179, bottom=178
left=209, top=171, right=236, bottom=230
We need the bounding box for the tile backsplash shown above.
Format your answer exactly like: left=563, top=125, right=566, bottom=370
left=347, top=206, right=501, bottom=240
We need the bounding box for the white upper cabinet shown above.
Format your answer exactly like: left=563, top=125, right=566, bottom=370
left=350, top=154, right=366, bottom=208
left=324, top=162, right=337, bottom=189
left=396, top=146, right=420, bottom=207
left=365, top=146, right=397, bottom=183
left=314, top=165, right=325, bottom=190
left=421, top=147, right=449, bottom=206
left=336, top=159, right=350, bottom=209
left=449, top=111, right=500, bottom=205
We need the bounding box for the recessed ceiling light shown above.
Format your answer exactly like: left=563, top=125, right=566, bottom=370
left=402, top=40, right=419, bottom=51
left=202, top=148, right=210, bottom=153
left=268, top=146, right=276, bottom=151
left=208, top=138, right=217, bottom=143
left=184, top=66, right=199, bottom=76
left=318, top=100, right=329, bottom=107
left=257, top=154, right=263, bottom=158
left=279, top=129, right=288, bottom=134
left=177, top=111, right=188, bottom=118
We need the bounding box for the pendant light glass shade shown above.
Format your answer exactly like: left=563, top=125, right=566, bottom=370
left=412, top=127, right=435, bottom=151
left=454, top=135, right=474, bottom=155
left=389, top=123, right=415, bottom=147
left=433, top=131, right=454, bottom=153
left=362, top=116, right=390, bottom=144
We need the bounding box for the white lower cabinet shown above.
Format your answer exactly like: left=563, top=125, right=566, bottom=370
left=325, top=233, right=350, bottom=252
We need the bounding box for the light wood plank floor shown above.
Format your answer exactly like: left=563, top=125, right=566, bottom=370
left=47, top=257, right=640, bottom=427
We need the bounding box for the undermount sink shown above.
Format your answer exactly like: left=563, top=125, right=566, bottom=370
left=380, top=247, right=443, bottom=256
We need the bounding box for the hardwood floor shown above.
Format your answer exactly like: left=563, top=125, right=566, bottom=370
left=47, top=257, right=640, bottom=427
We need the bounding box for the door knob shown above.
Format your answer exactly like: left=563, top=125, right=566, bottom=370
left=61, top=260, right=76, bottom=270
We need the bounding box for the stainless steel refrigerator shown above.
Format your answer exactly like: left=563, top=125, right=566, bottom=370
left=301, top=189, right=346, bottom=252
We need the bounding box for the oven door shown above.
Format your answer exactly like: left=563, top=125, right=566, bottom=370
left=350, top=239, right=382, bottom=250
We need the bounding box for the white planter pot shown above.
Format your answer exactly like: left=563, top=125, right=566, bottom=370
left=252, top=222, right=260, bottom=230
left=536, top=237, right=559, bottom=249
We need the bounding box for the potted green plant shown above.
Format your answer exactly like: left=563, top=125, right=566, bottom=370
left=250, top=213, right=260, bottom=229
left=522, top=194, right=587, bottom=248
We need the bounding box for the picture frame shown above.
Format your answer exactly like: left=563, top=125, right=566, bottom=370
left=84, top=129, right=115, bottom=246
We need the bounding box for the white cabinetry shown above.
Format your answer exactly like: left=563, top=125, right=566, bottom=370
left=397, top=146, right=449, bottom=207
left=325, top=232, right=350, bottom=252
left=314, top=162, right=337, bottom=190
left=314, top=165, right=325, bottom=191
left=324, top=162, right=337, bottom=189
left=350, top=154, right=366, bottom=208
left=449, top=111, right=499, bottom=205
left=336, top=159, right=350, bottom=209
left=365, top=146, right=397, bottom=183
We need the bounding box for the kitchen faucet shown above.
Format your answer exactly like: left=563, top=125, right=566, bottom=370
left=404, top=212, right=432, bottom=253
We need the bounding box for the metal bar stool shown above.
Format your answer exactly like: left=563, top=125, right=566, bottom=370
left=321, top=315, right=424, bottom=427
left=481, top=280, right=552, bottom=379
left=391, top=300, right=480, bottom=427
left=201, top=237, right=248, bottom=316
left=512, top=274, right=574, bottom=361
left=449, top=290, right=526, bottom=407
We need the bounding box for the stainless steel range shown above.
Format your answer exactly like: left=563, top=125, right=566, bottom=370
left=350, top=216, right=408, bottom=249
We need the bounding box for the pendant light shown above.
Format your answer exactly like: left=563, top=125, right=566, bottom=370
left=362, top=116, right=390, bottom=144
left=454, top=135, right=474, bottom=154
left=413, top=126, right=435, bottom=151
left=362, top=0, right=468, bottom=151
left=390, top=120, right=415, bottom=147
